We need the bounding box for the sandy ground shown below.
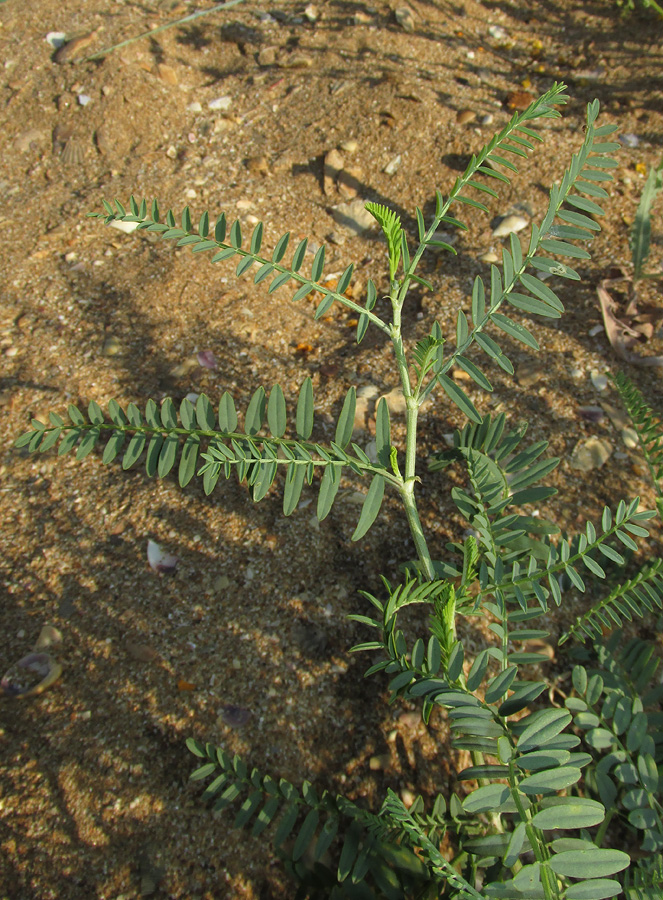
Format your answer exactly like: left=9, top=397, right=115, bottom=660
left=1, top=0, right=662, bottom=897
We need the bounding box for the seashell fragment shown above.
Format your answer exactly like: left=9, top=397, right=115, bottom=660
left=1, top=653, right=62, bottom=698
left=147, top=540, right=178, bottom=574
left=61, top=138, right=85, bottom=165
left=492, top=214, right=528, bottom=238
left=196, top=350, right=218, bottom=369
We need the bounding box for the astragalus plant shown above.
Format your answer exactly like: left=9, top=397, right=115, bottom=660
left=17, top=83, right=663, bottom=899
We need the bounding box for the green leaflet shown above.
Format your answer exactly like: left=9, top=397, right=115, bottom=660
left=365, top=202, right=402, bottom=280
left=351, top=475, right=385, bottom=541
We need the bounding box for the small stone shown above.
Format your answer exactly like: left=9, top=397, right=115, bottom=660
left=395, top=6, right=416, bottom=32
left=277, top=53, right=313, bottom=69
left=102, top=335, right=122, bottom=357
left=621, top=427, right=638, bottom=449
left=218, top=705, right=251, bottom=728
left=208, top=96, right=232, bottom=111
left=245, top=155, right=270, bottom=176
left=340, top=139, right=358, bottom=154
left=588, top=324, right=604, bottom=337
left=456, top=109, right=476, bottom=125
left=212, top=575, right=231, bottom=592
left=383, top=154, right=401, bottom=175
left=492, top=214, right=528, bottom=238
left=354, top=10, right=372, bottom=24
left=53, top=30, right=99, bottom=64
left=516, top=359, right=541, bottom=388
left=187, top=101, right=202, bottom=112
left=357, top=385, right=380, bottom=400
left=353, top=396, right=372, bottom=433
left=600, top=402, right=629, bottom=431
left=590, top=371, right=608, bottom=392
left=479, top=250, right=500, bottom=263
left=156, top=63, right=178, bottom=85
left=169, top=357, right=198, bottom=378
left=569, top=437, right=612, bottom=472
left=523, top=638, right=555, bottom=662
left=369, top=753, right=391, bottom=771
left=34, top=625, right=63, bottom=651
left=166, top=145, right=178, bottom=159
left=257, top=46, right=277, bottom=67
left=304, top=3, right=318, bottom=22
left=381, top=387, right=407, bottom=416
left=337, top=166, right=362, bottom=200
left=77, top=93, right=92, bottom=106
left=332, top=199, right=375, bottom=235
left=578, top=405, right=605, bottom=424
left=323, top=148, right=344, bottom=195
left=45, top=32, right=67, bottom=49
left=488, top=24, right=507, bottom=40
left=480, top=113, right=494, bottom=126
left=14, top=129, right=49, bottom=153
left=126, top=642, right=158, bottom=662
left=400, top=788, right=415, bottom=808
left=398, top=711, right=420, bottom=728
left=618, top=133, right=639, bottom=148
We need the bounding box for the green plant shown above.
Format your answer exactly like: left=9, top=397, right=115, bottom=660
left=614, top=0, right=663, bottom=18
left=631, top=154, right=663, bottom=286
left=16, top=84, right=663, bottom=898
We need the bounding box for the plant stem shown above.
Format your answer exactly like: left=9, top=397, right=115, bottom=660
left=390, top=295, right=436, bottom=582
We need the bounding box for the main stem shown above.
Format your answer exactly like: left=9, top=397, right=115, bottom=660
left=390, top=293, right=436, bottom=582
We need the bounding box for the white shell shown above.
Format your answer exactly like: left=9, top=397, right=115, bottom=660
left=492, top=214, right=528, bottom=238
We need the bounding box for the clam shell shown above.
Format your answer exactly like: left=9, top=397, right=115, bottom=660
left=1, top=652, right=62, bottom=698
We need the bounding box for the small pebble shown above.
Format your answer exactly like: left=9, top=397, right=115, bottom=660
left=588, top=324, right=604, bottom=337
left=456, top=109, right=476, bottom=125
left=516, top=359, right=541, bottom=388
left=208, top=96, right=232, bottom=111
left=479, top=113, right=494, bottom=126
left=218, top=705, right=251, bottom=728
left=332, top=198, right=375, bottom=234
left=590, top=371, right=608, bottom=392
left=578, top=405, right=604, bottom=424
left=618, top=133, right=639, bottom=148
left=569, top=437, right=612, bottom=472
left=77, top=94, right=91, bottom=106
left=488, top=24, right=507, bottom=40
left=102, top=335, right=122, bottom=357
left=383, top=154, right=401, bottom=175
left=395, top=6, right=415, bottom=32
left=187, top=101, right=202, bottom=113
left=340, top=139, right=358, bottom=153
left=400, top=789, right=415, bottom=809
left=45, top=31, right=67, bottom=49
left=479, top=250, right=500, bottom=263
left=621, top=427, right=638, bottom=449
